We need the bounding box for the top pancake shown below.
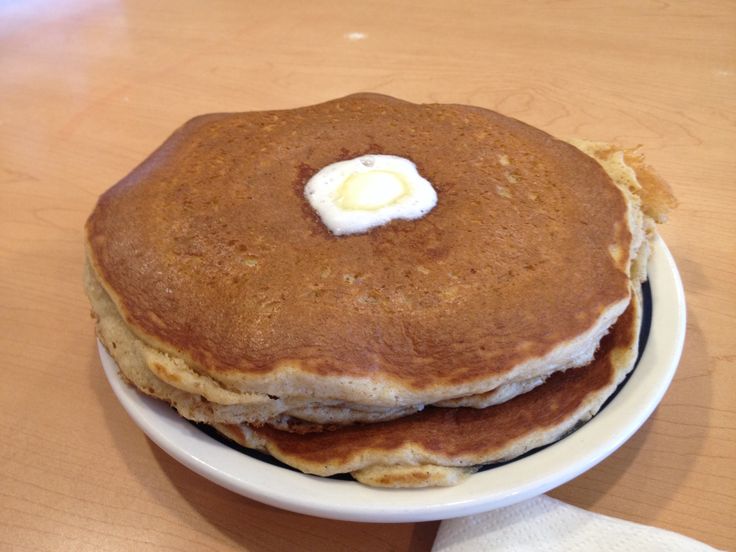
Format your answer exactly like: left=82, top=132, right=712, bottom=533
left=86, top=93, right=633, bottom=406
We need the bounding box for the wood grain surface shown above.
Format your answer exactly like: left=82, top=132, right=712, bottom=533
left=1, top=0, right=734, bottom=550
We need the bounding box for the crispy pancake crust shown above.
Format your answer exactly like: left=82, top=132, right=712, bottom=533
left=215, top=286, right=642, bottom=486
left=86, top=94, right=633, bottom=405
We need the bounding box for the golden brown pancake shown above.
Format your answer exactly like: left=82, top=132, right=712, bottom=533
left=214, top=286, right=643, bottom=487
left=86, top=93, right=636, bottom=410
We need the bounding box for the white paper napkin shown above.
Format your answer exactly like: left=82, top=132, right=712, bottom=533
left=432, top=495, right=720, bottom=552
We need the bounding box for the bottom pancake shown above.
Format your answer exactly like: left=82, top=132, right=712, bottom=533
left=213, top=285, right=643, bottom=488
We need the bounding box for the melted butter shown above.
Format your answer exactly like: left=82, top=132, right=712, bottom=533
left=304, top=154, right=437, bottom=236
left=335, top=170, right=409, bottom=211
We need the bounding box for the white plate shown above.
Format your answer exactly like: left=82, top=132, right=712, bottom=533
left=100, top=234, right=686, bottom=523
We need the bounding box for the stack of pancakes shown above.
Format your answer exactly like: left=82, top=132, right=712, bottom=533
left=85, top=94, right=675, bottom=487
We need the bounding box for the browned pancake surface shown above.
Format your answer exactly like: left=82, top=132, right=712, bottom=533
left=86, top=93, right=630, bottom=389
left=236, top=295, right=638, bottom=468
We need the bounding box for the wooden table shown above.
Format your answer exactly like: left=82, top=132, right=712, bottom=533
left=2, top=1, right=734, bottom=550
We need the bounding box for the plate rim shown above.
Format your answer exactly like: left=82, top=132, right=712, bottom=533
left=99, top=234, right=686, bottom=523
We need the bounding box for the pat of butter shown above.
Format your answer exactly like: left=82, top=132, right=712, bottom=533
left=335, top=170, right=409, bottom=210
left=304, top=155, right=437, bottom=236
